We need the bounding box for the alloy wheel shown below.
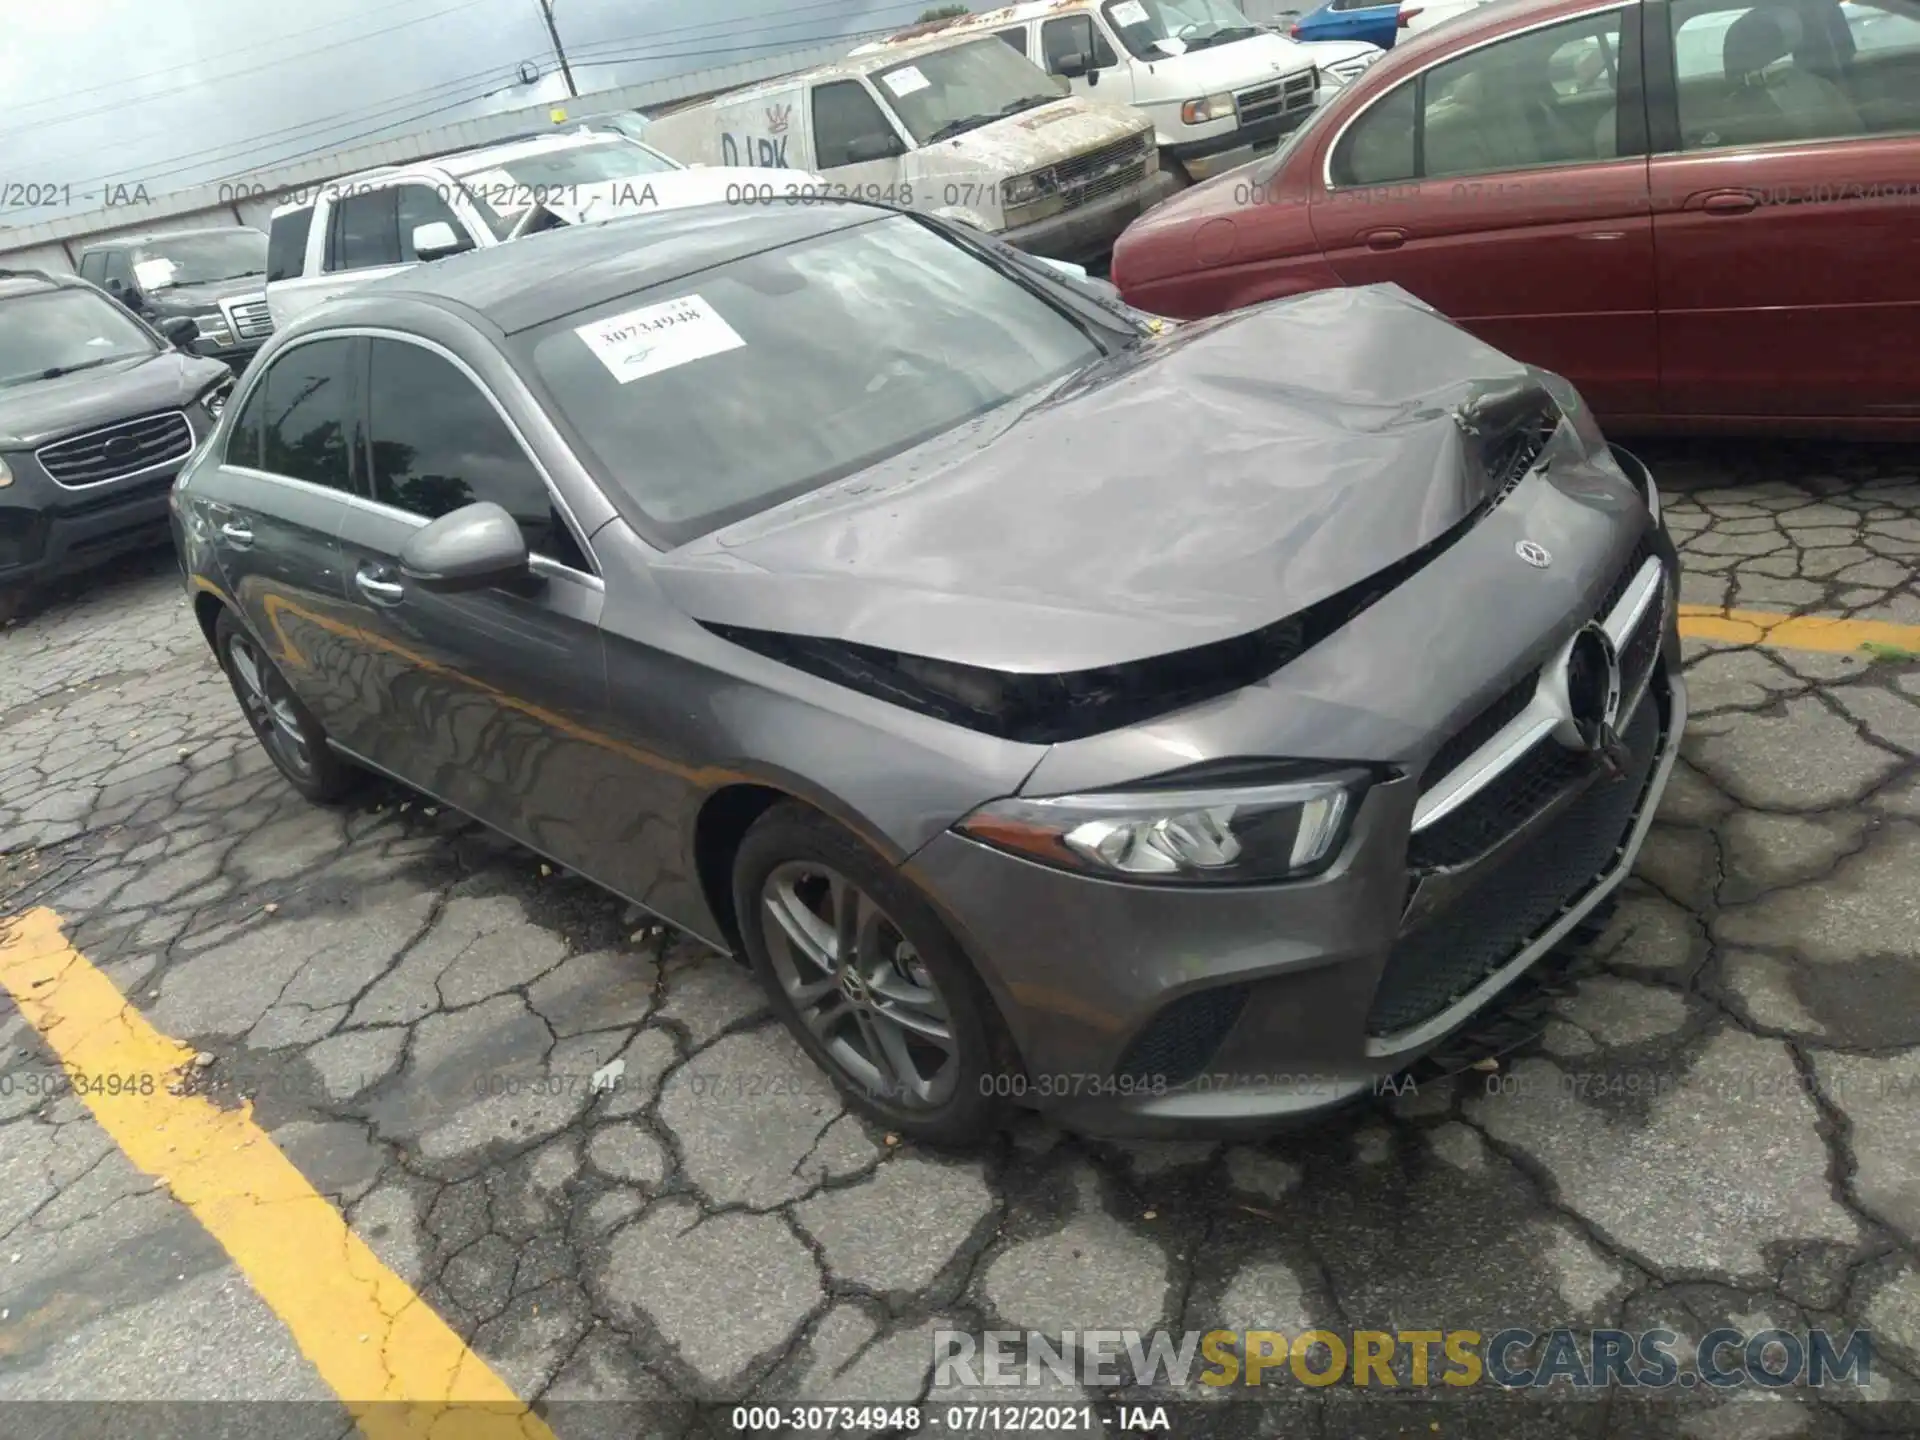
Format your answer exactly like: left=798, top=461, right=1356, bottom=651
left=228, top=634, right=314, bottom=779
left=760, top=861, right=958, bottom=1110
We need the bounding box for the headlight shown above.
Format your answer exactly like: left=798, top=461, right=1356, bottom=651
left=954, top=767, right=1375, bottom=885
left=1180, top=92, right=1236, bottom=125
left=1002, top=169, right=1056, bottom=207
left=200, top=378, right=234, bottom=419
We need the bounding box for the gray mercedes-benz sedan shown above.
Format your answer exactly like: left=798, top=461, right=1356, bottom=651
left=170, top=200, right=1684, bottom=1143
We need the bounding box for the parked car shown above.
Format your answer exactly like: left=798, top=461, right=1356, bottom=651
left=76, top=227, right=273, bottom=371
left=264, top=130, right=802, bottom=329
left=1112, top=0, right=1920, bottom=435
left=848, top=0, right=1381, bottom=183
left=1289, top=0, right=1495, bottom=49
left=173, top=199, right=1681, bottom=1142
left=642, top=31, right=1177, bottom=260
left=0, top=267, right=231, bottom=617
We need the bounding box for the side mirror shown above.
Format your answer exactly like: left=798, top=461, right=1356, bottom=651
left=844, top=132, right=904, bottom=164
left=1054, top=51, right=1090, bottom=78
left=162, top=317, right=201, bottom=350
left=398, top=502, right=530, bottom=593
left=411, top=221, right=469, bottom=261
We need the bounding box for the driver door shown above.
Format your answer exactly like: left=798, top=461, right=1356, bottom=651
left=809, top=80, right=911, bottom=186
left=1041, top=13, right=1135, bottom=102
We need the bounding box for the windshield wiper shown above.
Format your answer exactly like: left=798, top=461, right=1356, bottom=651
left=924, top=112, right=1000, bottom=144
left=999, top=95, right=1054, bottom=116
left=37, top=356, right=132, bottom=380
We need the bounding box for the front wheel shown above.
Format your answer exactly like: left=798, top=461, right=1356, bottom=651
left=214, top=608, right=360, bottom=803
left=732, top=802, right=1015, bottom=1146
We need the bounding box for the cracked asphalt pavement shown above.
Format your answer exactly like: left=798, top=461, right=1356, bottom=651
left=2, top=440, right=1920, bottom=1438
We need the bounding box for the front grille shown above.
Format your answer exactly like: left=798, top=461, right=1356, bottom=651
left=1420, top=669, right=1540, bottom=797
left=1598, top=534, right=1656, bottom=622
left=1410, top=737, right=1588, bottom=870
left=37, top=411, right=193, bottom=487
left=1367, top=694, right=1660, bottom=1037
left=1053, top=132, right=1150, bottom=212
left=1619, top=585, right=1665, bottom=702
left=1114, top=984, right=1250, bottom=1086
left=1236, top=70, right=1317, bottom=127
left=225, top=296, right=273, bottom=341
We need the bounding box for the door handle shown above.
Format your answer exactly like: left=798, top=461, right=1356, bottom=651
left=354, top=566, right=406, bottom=606
left=219, top=520, right=254, bottom=547
left=1363, top=227, right=1408, bottom=251
left=1701, top=191, right=1758, bottom=215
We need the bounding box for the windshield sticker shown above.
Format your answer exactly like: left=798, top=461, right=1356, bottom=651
left=1153, top=36, right=1189, bottom=54
left=881, top=65, right=931, bottom=97
left=132, top=258, right=176, bottom=290
left=1111, top=0, right=1151, bottom=26
left=575, top=294, right=745, bottom=384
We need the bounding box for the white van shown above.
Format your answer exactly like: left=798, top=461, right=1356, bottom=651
left=264, top=131, right=803, bottom=329
left=641, top=33, right=1177, bottom=262
left=850, top=0, right=1382, bottom=184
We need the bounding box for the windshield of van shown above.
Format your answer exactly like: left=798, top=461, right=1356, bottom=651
left=518, top=213, right=1103, bottom=547
left=454, top=138, right=682, bottom=236
left=872, top=37, right=1065, bottom=144
left=0, top=287, right=159, bottom=388
left=133, top=230, right=269, bottom=289
left=1103, top=0, right=1263, bottom=56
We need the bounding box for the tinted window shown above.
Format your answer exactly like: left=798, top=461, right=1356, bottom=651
left=225, top=377, right=268, bottom=470
left=366, top=339, right=587, bottom=569
left=101, top=250, right=135, bottom=291
left=812, top=81, right=900, bottom=168
left=519, top=214, right=1104, bottom=547
left=997, top=26, right=1030, bottom=54
left=1331, top=79, right=1417, bottom=184
left=1042, top=15, right=1119, bottom=70
left=396, top=185, right=473, bottom=262
left=259, top=338, right=356, bottom=491
left=328, top=189, right=400, bottom=272
left=0, top=287, right=158, bottom=388
left=1671, top=0, right=1919, bottom=148
left=267, top=207, right=315, bottom=283
left=78, top=252, right=108, bottom=283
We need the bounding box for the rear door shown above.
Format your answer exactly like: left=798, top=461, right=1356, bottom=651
left=1309, top=3, right=1661, bottom=416
left=1646, top=0, right=1920, bottom=420
left=187, top=336, right=363, bottom=722
left=329, top=335, right=615, bottom=874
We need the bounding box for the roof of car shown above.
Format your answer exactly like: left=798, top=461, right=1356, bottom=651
left=662, top=24, right=1023, bottom=109
left=77, top=225, right=263, bottom=253
left=335, top=200, right=883, bottom=336
left=265, top=131, right=646, bottom=218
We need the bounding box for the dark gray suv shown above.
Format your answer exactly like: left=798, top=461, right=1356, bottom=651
left=1, top=268, right=233, bottom=616
left=76, top=227, right=274, bottom=371
left=171, top=202, right=1685, bottom=1143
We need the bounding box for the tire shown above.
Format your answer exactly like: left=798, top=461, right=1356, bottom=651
left=732, top=801, right=1016, bottom=1146
left=213, top=608, right=361, bottom=804
left=0, top=585, right=28, bottom=627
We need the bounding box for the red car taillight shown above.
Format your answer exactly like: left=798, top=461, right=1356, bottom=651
left=1398, top=6, right=1423, bottom=24
left=1290, top=21, right=1304, bottom=36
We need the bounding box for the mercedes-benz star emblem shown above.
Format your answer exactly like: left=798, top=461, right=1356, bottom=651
left=1515, top=539, right=1552, bottom=569
left=1558, top=622, right=1631, bottom=778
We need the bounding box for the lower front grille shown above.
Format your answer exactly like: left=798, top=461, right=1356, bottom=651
left=1114, top=984, right=1250, bottom=1086
left=1367, top=693, right=1660, bottom=1038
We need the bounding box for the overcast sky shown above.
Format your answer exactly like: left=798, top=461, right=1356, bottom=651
left=0, top=0, right=944, bottom=224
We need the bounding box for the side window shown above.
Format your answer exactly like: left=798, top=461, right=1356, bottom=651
left=100, top=250, right=135, bottom=293
left=258, top=338, right=357, bottom=491
left=326, top=189, right=400, bottom=272
left=267, top=206, right=315, bottom=282
left=1330, top=80, right=1417, bottom=185
left=812, top=81, right=901, bottom=169
left=1672, top=0, right=1918, bottom=149
left=224, top=378, right=268, bottom=471
left=78, top=253, right=107, bottom=283
left=1418, top=12, right=1625, bottom=176
left=396, top=185, right=473, bottom=262
left=996, top=26, right=1030, bottom=55
left=1042, top=16, right=1118, bottom=72
left=365, top=339, right=589, bottom=571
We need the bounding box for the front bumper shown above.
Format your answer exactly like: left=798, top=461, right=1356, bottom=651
left=1000, top=169, right=1185, bottom=262
left=906, top=503, right=1686, bottom=1138
left=1164, top=107, right=1312, bottom=181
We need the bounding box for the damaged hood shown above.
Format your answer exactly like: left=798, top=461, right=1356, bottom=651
left=939, top=99, right=1149, bottom=171
left=654, top=283, right=1545, bottom=675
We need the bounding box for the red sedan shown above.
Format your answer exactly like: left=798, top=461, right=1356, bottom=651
left=1109, top=0, right=1920, bottom=436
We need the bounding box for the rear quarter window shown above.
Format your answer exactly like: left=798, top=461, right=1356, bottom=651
left=267, top=207, right=315, bottom=283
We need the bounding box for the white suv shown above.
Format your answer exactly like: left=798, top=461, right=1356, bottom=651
left=264, top=131, right=802, bottom=328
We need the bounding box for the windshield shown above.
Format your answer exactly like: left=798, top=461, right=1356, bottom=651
left=518, top=214, right=1103, bottom=547
left=132, top=230, right=268, bottom=288
left=455, top=138, right=683, bottom=236
left=1103, top=0, right=1263, bottom=56
left=0, top=288, right=158, bottom=388
left=873, top=37, right=1064, bottom=144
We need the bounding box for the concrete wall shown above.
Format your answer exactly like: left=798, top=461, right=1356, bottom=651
left=0, top=33, right=876, bottom=275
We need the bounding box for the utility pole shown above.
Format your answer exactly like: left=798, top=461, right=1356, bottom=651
left=539, top=0, right=579, bottom=97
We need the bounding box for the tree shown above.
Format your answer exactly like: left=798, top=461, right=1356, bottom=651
left=918, top=5, right=970, bottom=18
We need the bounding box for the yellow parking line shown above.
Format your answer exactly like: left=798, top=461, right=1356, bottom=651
left=0, top=907, right=557, bottom=1440
left=1677, top=605, right=1920, bottom=657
